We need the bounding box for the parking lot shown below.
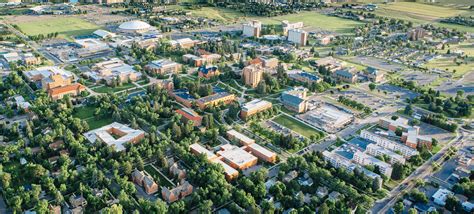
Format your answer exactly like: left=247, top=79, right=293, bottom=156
left=324, top=88, right=391, bottom=112
left=377, top=83, right=421, bottom=100
left=348, top=56, right=406, bottom=72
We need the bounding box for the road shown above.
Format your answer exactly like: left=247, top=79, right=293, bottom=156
left=371, top=129, right=468, bottom=213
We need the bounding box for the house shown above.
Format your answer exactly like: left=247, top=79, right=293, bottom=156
left=198, top=66, right=220, bottom=78
left=161, top=180, right=193, bottom=203
left=432, top=188, right=453, bottom=206
left=316, top=187, right=328, bottom=198
left=283, top=170, right=298, bottom=183
left=132, top=169, right=159, bottom=195
left=69, top=194, right=87, bottom=208
left=145, top=59, right=181, bottom=75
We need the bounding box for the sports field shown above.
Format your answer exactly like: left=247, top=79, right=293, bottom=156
left=258, top=11, right=363, bottom=34
left=272, top=114, right=323, bottom=139
left=16, top=17, right=100, bottom=41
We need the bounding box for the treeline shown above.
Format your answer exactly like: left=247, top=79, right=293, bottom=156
left=421, top=114, right=458, bottom=132
left=29, top=32, right=59, bottom=41
left=338, top=96, right=372, bottom=114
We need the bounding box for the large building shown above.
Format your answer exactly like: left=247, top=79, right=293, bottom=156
left=196, top=92, right=235, bottom=110
left=48, top=83, right=86, bottom=100
left=243, top=64, right=264, bottom=88
left=169, top=38, right=197, bottom=49
left=333, top=67, right=358, bottom=83
left=227, top=129, right=255, bottom=146
left=281, top=20, right=304, bottom=36
left=281, top=87, right=308, bottom=113
left=240, top=99, right=273, bottom=119
left=287, top=29, right=308, bottom=46
left=432, top=188, right=454, bottom=206
left=145, top=59, right=181, bottom=75
left=366, top=144, right=406, bottom=164
left=242, top=20, right=262, bottom=38
left=83, top=122, right=145, bottom=152
left=88, top=58, right=142, bottom=85
left=175, top=107, right=203, bottom=127
left=288, top=70, right=322, bottom=84
left=226, top=129, right=277, bottom=163
left=24, top=66, right=84, bottom=100
left=353, top=151, right=393, bottom=177
left=161, top=181, right=193, bottom=203
left=378, top=117, right=432, bottom=149
left=183, top=53, right=221, bottom=67
left=298, top=105, right=353, bottom=133
left=118, top=20, right=153, bottom=34
left=2, top=52, right=41, bottom=65
left=360, top=130, right=419, bottom=157
left=216, top=144, right=258, bottom=170
left=198, top=66, right=220, bottom=79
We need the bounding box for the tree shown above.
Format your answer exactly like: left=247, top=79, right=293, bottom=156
left=319, top=203, right=330, bottom=214
left=35, top=200, right=49, bottom=214
left=408, top=208, right=418, bottom=214
left=404, top=104, right=414, bottom=115
left=393, top=201, right=404, bottom=214
left=369, top=83, right=376, bottom=91
left=391, top=163, right=405, bottom=180
left=445, top=195, right=461, bottom=211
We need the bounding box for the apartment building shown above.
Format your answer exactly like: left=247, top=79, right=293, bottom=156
left=281, top=20, right=304, bottom=36
left=360, top=130, right=419, bottom=157
left=287, top=29, right=308, bottom=46
left=353, top=151, right=393, bottom=177
left=242, top=20, right=262, bottom=38
left=366, top=144, right=406, bottom=164
left=243, top=64, right=264, bottom=88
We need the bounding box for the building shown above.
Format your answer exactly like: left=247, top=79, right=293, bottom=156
left=161, top=181, right=193, bottom=203
left=176, top=107, right=202, bottom=127
left=401, top=128, right=432, bottom=149
left=24, top=66, right=74, bottom=86
left=134, top=36, right=163, bottom=50
left=196, top=92, right=235, bottom=109
left=169, top=89, right=194, bottom=108
left=48, top=83, right=86, bottom=100
left=93, top=29, right=116, bottom=39
left=281, top=20, right=304, bottom=36
left=248, top=56, right=279, bottom=69
left=378, top=117, right=412, bottom=132
left=298, top=105, right=353, bottom=133
left=432, top=188, right=454, bottom=206
left=217, top=144, right=258, bottom=170
left=169, top=38, right=197, bottom=49
left=198, top=66, right=220, bottom=79
left=132, top=169, right=159, bottom=195
left=288, top=70, right=322, bottom=84
left=407, top=27, right=427, bottom=41
left=240, top=99, right=273, bottom=119
left=189, top=143, right=238, bottom=180
left=287, top=29, right=308, bottom=46
left=2, top=52, right=41, bottom=65
left=183, top=53, right=221, bottom=67
left=333, top=67, right=358, bottom=83
left=281, top=87, right=308, bottom=113
left=242, top=20, right=262, bottom=38
left=366, top=67, right=384, bottom=83
left=10, top=95, right=31, bottom=111
left=189, top=143, right=218, bottom=160
left=118, top=20, right=153, bottom=34
left=245, top=143, right=277, bottom=163
left=226, top=129, right=255, bottom=146
left=322, top=151, right=353, bottom=169
left=314, top=56, right=344, bottom=73
left=83, top=122, right=145, bottom=152
left=366, top=144, right=406, bottom=164
left=211, top=158, right=239, bottom=180
left=145, top=59, right=181, bottom=75
left=353, top=151, right=393, bottom=177
left=88, top=58, right=142, bottom=85
left=243, top=64, right=263, bottom=88
left=360, top=130, right=419, bottom=157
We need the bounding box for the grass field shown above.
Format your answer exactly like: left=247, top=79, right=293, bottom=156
left=272, top=114, right=323, bottom=138
left=73, top=106, right=96, bottom=119
left=258, top=11, right=363, bottom=34
left=425, top=57, right=473, bottom=79
left=92, top=83, right=135, bottom=94
left=86, top=117, right=114, bottom=130
left=16, top=17, right=100, bottom=41
left=144, top=165, right=174, bottom=188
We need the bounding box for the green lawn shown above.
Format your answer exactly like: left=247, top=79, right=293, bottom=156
left=272, top=114, right=323, bottom=138
left=258, top=11, right=363, bottom=34
left=16, top=17, right=100, bottom=41
left=144, top=165, right=174, bottom=188
left=92, top=83, right=135, bottom=93
left=73, top=106, right=96, bottom=119
left=86, top=117, right=114, bottom=130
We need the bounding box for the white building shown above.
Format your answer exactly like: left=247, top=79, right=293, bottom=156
left=242, top=20, right=262, bottom=38
left=281, top=20, right=304, bottom=36
left=366, top=144, right=406, bottom=164
left=118, top=20, right=154, bottom=34
left=353, top=151, right=393, bottom=177
left=432, top=188, right=454, bottom=206
left=287, top=29, right=308, bottom=46
left=360, top=130, right=418, bottom=157
left=83, top=122, right=145, bottom=152
left=322, top=151, right=352, bottom=169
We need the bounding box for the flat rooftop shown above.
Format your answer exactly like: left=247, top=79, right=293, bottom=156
left=241, top=99, right=272, bottom=112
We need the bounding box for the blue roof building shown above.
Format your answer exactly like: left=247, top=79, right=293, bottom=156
left=281, top=87, right=308, bottom=113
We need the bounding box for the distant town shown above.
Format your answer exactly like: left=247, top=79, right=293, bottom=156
left=0, top=0, right=472, bottom=214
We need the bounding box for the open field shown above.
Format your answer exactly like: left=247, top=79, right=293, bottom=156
left=144, top=165, right=174, bottom=188
left=272, top=114, right=323, bottom=138
left=258, top=11, right=363, bottom=34
left=73, top=106, right=96, bottom=119
left=15, top=17, right=100, bottom=41
left=92, top=83, right=135, bottom=93
left=374, top=2, right=474, bottom=33
left=86, top=117, right=114, bottom=130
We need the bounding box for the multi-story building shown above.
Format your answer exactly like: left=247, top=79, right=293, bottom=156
left=287, top=29, right=308, bottom=46
left=281, top=87, right=308, bottom=113
left=2, top=52, right=41, bottom=65
left=281, top=20, right=304, bottom=36
left=169, top=38, right=197, bottom=49
left=366, top=67, right=384, bottom=83
left=216, top=144, right=258, bottom=170
left=132, top=169, right=159, bottom=195
left=366, top=144, right=406, bottom=164
left=353, top=151, right=393, bottom=177
left=227, top=129, right=255, bottom=146
left=402, top=128, right=432, bottom=149
left=48, top=83, right=86, bottom=100
left=322, top=151, right=352, bottom=169
left=88, top=58, right=142, bottom=85
left=333, top=67, right=358, bottom=83
left=240, top=99, right=273, bottom=119
left=83, top=122, right=145, bottom=152
left=24, top=66, right=84, bottom=100
left=196, top=92, right=235, bottom=110
left=243, top=64, right=264, bottom=88
left=182, top=53, right=221, bottom=67
left=407, top=27, right=427, bottom=41
left=161, top=181, right=193, bottom=203
left=175, top=107, right=203, bottom=127
left=378, top=117, right=412, bottom=132
left=360, top=130, right=419, bottom=157
left=145, top=59, right=181, bottom=75
left=242, top=20, right=262, bottom=38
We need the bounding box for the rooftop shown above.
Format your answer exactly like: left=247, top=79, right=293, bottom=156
left=83, top=122, right=144, bottom=152
left=241, top=99, right=272, bottom=112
